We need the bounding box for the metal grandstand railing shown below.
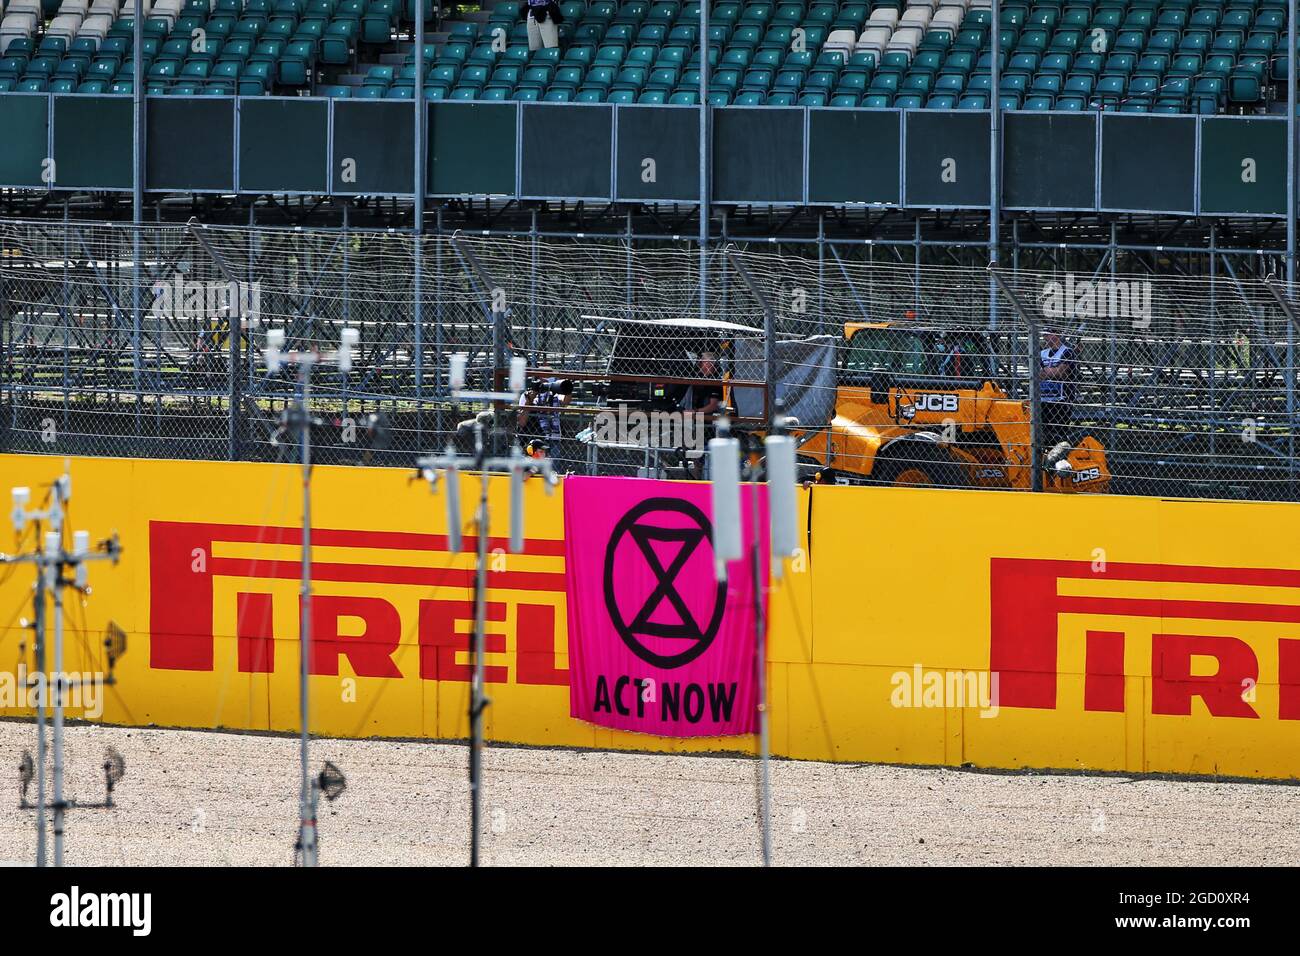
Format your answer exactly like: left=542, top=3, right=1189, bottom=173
left=2, top=217, right=1297, bottom=500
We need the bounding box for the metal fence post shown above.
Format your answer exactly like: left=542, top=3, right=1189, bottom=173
left=1263, top=276, right=1300, bottom=493
left=699, top=0, right=710, bottom=327
left=187, top=220, right=245, bottom=460
left=0, top=238, right=8, bottom=454
left=726, top=248, right=777, bottom=423
left=989, top=265, right=1042, bottom=491
left=450, top=235, right=509, bottom=454
left=414, top=0, right=427, bottom=450
left=435, top=207, right=445, bottom=439
left=132, top=0, right=144, bottom=444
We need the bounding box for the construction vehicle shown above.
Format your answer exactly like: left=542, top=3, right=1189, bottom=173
left=735, top=320, right=1111, bottom=493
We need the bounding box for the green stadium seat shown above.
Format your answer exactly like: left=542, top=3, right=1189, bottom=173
left=1228, top=67, right=1263, bottom=102
left=1030, top=73, right=1063, bottom=95
left=1063, top=73, right=1094, bottom=95
left=1094, top=74, right=1127, bottom=103
left=238, top=60, right=273, bottom=94
left=933, top=72, right=965, bottom=95
left=1039, top=52, right=1072, bottom=75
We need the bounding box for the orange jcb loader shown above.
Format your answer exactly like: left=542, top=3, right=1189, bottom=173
left=735, top=320, right=1111, bottom=493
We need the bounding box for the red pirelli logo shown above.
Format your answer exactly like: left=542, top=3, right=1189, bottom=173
left=149, top=521, right=569, bottom=686
left=990, top=558, right=1300, bottom=719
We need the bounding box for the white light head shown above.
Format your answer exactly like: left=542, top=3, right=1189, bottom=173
left=509, top=355, right=527, bottom=395
left=708, top=435, right=744, bottom=582
left=11, top=486, right=29, bottom=532
left=44, top=531, right=60, bottom=560
left=74, top=531, right=90, bottom=586
left=449, top=353, right=468, bottom=392
left=265, top=327, right=286, bottom=374
left=765, top=434, right=799, bottom=577
left=338, top=327, right=359, bottom=374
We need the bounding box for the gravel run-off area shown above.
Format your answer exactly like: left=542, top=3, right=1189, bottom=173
left=0, top=719, right=1296, bottom=866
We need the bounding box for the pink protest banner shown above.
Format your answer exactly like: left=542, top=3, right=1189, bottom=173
left=564, top=476, right=768, bottom=737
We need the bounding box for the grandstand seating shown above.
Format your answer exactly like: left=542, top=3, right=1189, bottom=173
left=0, top=0, right=1290, bottom=112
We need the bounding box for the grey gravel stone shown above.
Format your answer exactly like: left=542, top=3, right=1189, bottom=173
left=1, top=721, right=1295, bottom=866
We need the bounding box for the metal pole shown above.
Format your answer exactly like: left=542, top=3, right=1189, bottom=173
left=186, top=220, right=245, bottom=459
left=414, top=0, right=426, bottom=447
left=748, top=479, right=770, bottom=867
left=132, top=0, right=143, bottom=433
left=469, top=425, right=488, bottom=867
left=1263, top=277, right=1300, bottom=335
left=416, top=430, right=558, bottom=867
left=49, top=482, right=65, bottom=866
left=449, top=236, right=508, bottom=453
left=989, top=0, right=1001, bottom=333
left=415, top=0, right=426, bottom=233
left=990, top=266, right=1043, bottom=491
left=298, top=359, right=316, bottom=867
left=699, top=0, right=710, bottom=325
left=726, top=248, right=777, bottom=419
left=1288, top=0, right=1296, bottom=290
left=1289, top=0, right=1298, bottom=490
left=33, top=554, right=47, bottom=867
left=435, top=207, right=444, bottom=438
left=991, top=0, right=1000, bottom=263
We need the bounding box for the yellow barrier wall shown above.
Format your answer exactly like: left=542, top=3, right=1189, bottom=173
left=1, top=454, right=1298, bottom=779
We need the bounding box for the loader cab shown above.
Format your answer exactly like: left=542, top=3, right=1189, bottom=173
left=841, top=322, right=998, bottom=397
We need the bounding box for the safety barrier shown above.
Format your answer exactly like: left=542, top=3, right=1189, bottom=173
left=1, top=453, right=1297, bottom=779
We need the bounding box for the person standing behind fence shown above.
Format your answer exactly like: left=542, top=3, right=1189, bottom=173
left=1038, top=328, right=1078, bottom=453
left=525, top=0, right=563, bottom=51
left=517, top=375, right=573, bottom=464
left=681, top=350, right=725, bottom=418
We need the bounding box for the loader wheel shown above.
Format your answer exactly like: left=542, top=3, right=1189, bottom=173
left=872, top=441, right=964, bottom=489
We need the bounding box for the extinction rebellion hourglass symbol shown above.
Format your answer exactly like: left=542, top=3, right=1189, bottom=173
left=602, top=498, right=728, bottom=670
